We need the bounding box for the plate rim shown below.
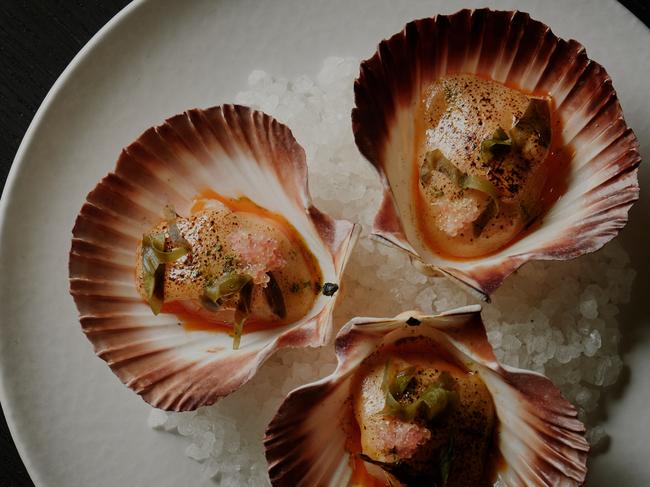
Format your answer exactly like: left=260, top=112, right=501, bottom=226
left=0, top=2, right=145, bottom=485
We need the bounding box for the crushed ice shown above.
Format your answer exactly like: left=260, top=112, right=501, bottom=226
left=148, top=57, right=636, bottom=484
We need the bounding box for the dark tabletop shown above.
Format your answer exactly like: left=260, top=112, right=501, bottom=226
left=0, top=1, right=648, bottom=486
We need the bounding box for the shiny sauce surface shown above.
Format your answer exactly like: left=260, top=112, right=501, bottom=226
left=412, top=74, right=571, bottom=260
left=136, top=191, right=322, bottom=336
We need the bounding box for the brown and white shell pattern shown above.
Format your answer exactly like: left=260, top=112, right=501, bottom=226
left=69, top=105, right=359, bottom=411
left=352, top=8, right=640, bottom=299
left=265, top=306, right=588, bottom=486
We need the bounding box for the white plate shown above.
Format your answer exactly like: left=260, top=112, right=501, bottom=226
left=1, top=1, right=648, bottom=485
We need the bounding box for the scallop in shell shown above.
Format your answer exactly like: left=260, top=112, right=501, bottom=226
left=69, top=105, right=359, bottom=411
left=265, top=306, right=588, bottom=486
left=352, top=9, right=640, bottom=299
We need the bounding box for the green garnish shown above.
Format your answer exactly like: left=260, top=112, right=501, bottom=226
left=359, top=436, right=455, bottom=487
left=480, top=98, right=550, bottom=165
left=480, top=127, right=512, bottom=162
left=439, top=436, right=455, bottom=486
left=424, top=150, right=498, bottom=199
left=232, top=319, right=244, bottom=350
left=380, top=358, right=393, bottom=392
left=141, top=232, right=189, bottom=314
left=204, top=272, right=252, bottom=303
left=380, top=362, right=455, bottom=422
left=232, top=280, right=253, bottom=350
left=357, top=454, right=424, bottom=486
left=443, top=84, right=459, bottom=103
left=203, top=271, right=255, bottom=350
left=391, top=367, right=416, bottom=397
left=423, top=149, right=464, bottom=187
left=510, top=98, right=551, bottom=148
left=163, top=205, right=192, bottom=252
left=422, top=149, right=500, bottom=216
left=264, top=272, right=287, bottom=319
left=145, top=232, right=189, bottom=263
left=462, top=174, right=499, bottom=203
left=223, top=255, right=236, bottom=273
left=473, top=198, right=499, bottom=237
left=414, top=383, right=452, bottom=421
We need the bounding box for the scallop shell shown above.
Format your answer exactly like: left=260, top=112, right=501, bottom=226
left=265, top=306, right=588, bottom=486
left=352, top=8, right=640, bottom=299
left=69, top=105, right=359, bottom=411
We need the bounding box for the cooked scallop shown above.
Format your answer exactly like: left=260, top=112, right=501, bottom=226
left=69, top=105, right=359, bottom=410
left=352, top=9, right=640, bottom=298
left=265, top=306, right=589, bottom=486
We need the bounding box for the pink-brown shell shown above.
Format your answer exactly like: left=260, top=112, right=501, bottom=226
left=265, top=306, right=588, bottom=486
left=69, top=105, right=359, bottom=411
left=352, top=8, right=640, bottom=299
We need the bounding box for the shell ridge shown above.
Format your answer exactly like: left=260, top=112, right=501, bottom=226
left=265, top=377, right=351, bottom=487
left=353, top=9, right=640, bottom=297
left=485, top=367, right=589, bottom=485
left=125, top=134, right=197, bottom=201
left=151, top=115, right=209, bottom=183
left=127, top=359, right=198, bottom=393
left=498, top=11, right=531, bottom=85
left=493, top=10, right=526, bottom=83
left=117, top=146, right=190, bottom=207
left=84, top=174, right=163, bottom=225
left=70, top=279, right=139, bottom=299
left=569, top=103, right=632, bottom=163
left=266, top=310, right=588, bottom=486
left=71, top=237, right=135, bottom=262
left=447, top=9, right=472, bottom=74
left=161, top=111, right=221, bottom=189
left=99, top=333, right=202, bottom=364
left=574, top=125, right=641, bottom=173
left=83, top=323, right=174, bottom=336
left=96, top=329, right=191, bottom=355
left=552, top=52, right=591, bottom=108
left=545, top=40, right=584, bottom=97
left=79, top=196, right=147, bottom=234
left=524, top=27, right=556, bottom=90
left=465, top=9, right=488, bottom=74
left=480, top=9, right=513, bottom=79
left=204, top=105, right=244, bottom=169
left=70, top=104, right=355, bottom=410
left=69, top=254, right=135, bottom=282
left=167, top=348, right=262, bottom=410
left=265, top=115, right=307, bottom=208
left=72, top=199, right=144, bottom=239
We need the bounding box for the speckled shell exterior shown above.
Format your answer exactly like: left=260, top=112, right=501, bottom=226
left=352, top=8, right=640, bottom=299
left=69, top=105, right=359, bottom=411
left=265, top=306, right=588, bottom=487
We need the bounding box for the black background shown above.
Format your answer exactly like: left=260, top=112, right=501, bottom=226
left=0, top=1, right=648, bottom=486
